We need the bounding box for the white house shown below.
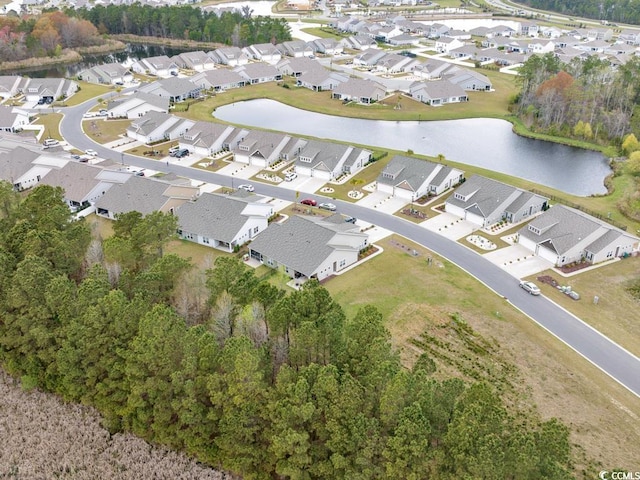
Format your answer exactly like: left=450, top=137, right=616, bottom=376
left=22, top=78, right=78, bottom=103
left=78, top=63, right=133, bottom=85
left=0, top=76, right=22, bottom=100
left=409, top=80, right=468, bottom=106
left=126, top=111, right=194, bottom=144
left=517, top=205, right=639, bottom=267
left=0, top=106, right=30, bottom=133
left=138, top=77, right=202, bottom=103
left=249, top=214, right=369, bottom=282
left=190, top=69, right=246, bottom=92
left=107, top=92, right=170, bottom=119
left=445, top=175, right=549, bottom=228
left=434, top=36, right=465, bottom=54
left=233, top=130, right=305, bottom=168
left=210, top=47, right=250, bottom=66
left=131, top=55, right=179, bottom=77
left=176, top=192, right=274, bottom=252
left=244, top=43, right=282, bottom=64
left=376, top=155, right=464, bottom=201
left=172, top=51, right=216, bottom=72
left=233, top=62, right=282, bottom=84
left=179, top=121, right=238, bottom=156
left=295, top=139, right=371, bottom=180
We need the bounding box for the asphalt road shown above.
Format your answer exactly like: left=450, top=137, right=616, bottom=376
left=60, top=97, right=640, bottom=398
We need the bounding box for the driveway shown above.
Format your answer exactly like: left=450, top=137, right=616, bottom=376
left=278, top=176, right=326, bottom=194
left=356, top=191, right=407, bottom=214
left=483, top=244, right=554, bottom=279
left=421, top=212, right=478, bottom=240
left=216, top=161, right=261, bottom=179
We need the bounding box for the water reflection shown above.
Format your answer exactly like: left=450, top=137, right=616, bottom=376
left=214, top=99, right=610, bottom=196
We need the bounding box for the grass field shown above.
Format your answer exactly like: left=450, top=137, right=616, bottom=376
left=84, top=119, right=131, bottom=144
left=58, top=82, right=114, bottom=107
left=325, top=235, right=640, bottom=474
left=33, top=113, right=63, bottom=141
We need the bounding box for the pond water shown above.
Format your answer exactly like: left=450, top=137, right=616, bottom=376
left=6, top=44, right=190, bottom=78
left=214, top=99, right=611, bottom=196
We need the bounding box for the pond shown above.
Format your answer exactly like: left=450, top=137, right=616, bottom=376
left=213, top=99, right=611, bottom=196
left=6, top=44, right=190, bottom=78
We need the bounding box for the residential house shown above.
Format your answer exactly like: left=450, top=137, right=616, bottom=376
left=234, top=62, right=282, bottom=84
left=249, top=214, right=369, bottom=282
left=0, top=106, right=30, bottom=133
left=297, top=69, right=349, bottom=91
left=387, top=34, right=421, bottom=46
left=434, top=36, right=465, bottom=54
left=445, top=68, right=492, bottom=91
left=0, top=76, right=22, bottom=100
left=176, top=192, right=274, bottom=252
left=412, top=59, right=458, bottom=80
left=295, top=139, right=371, bottom=180
left=353, top=49, right=387, bottom=68
left=190, top=69, right=246, bottom=92
left=426, top=23, right=450, bottom=39
left=172, top=51, right=216, bottom=72
left=376, top=155, right=464, bottom=201
left=331, top=78, right=386, bottom=104
left=0, top=146, right=50, bottom=191
left=409, top=80, right=468, bottom=106
left=78, top=63, right=132, bottom=85
left=517, top=205, right=639, bottom=267
left=22, top=78, right=78, bottom=103
left=95, top=175, right=199, bottom=219
left=244, top=43, right=282, bottom=64
left=138, top=77, right=202, bottom=103
left=448, top=44, right=481, bottom=60
left=375, top=25, right=404, bottom=42
left=126, top=111, right=194, bottom=144
left=445, top=175, right=548, bottom=228
left=373, top=52, right=419, bottom=73
left=39, top=162, right=124, bottom=211
left=106, top=91, right=170, bottom=119
left=276, top=57, right=324, bottom=77
left=312, top=38, right=344, bottom=55
left=131, top=55, right=179, bottom=77
left=233, top=130, right=305, bottom=168
left=278, top=40, right=315, bottom=58
left=179, top=121, right=238, bottom=156
left=340, top=35, right=379, bottom=50
left=519, top=21, right=540, bottom=37
left=210, top=46, right=250, bottom=66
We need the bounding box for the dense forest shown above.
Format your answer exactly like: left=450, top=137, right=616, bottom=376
left=0, top=11, right=100, bottom=61
left=67, top=4, right=292, bottom=46
left=0, top=182, right=573, bottom=479
left=518, top=0, right=640, bottom=24
left=513, top=53, right=640, bottom=144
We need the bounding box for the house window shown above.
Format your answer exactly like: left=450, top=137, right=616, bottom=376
left=339, top=259, right=346, bottom=267
left=203, top=237, right=210, bottom=244
left=240, top=145, right=249, bottom=151
left=528, top=225, right=540, bottom=235
left=454, top=193, right=466, bottom=201
left=299, top=156, right=312, bottom=163
left=253, top=226, right=259, bottom=234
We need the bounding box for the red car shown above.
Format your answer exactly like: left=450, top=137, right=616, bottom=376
left=300, top=198, right=317, bottom=206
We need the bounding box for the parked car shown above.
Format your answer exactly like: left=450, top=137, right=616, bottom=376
left=43, top=138, right=59, bottom=147
left=85, top=149, right=98, bottom=156
left=168, top=146, right=180, bottom=155
left=519, top=281, right=541, bottom=296
left=344, top=216, right=357, bottom=224
left=174, top=148, right=190, bottom=158
left=238, top=184, right=254, bottom=192
left=319, top=202, right=337, bottom=211
left=284, top=171, right=298, bottom=182
left=300, top=198, right=317, bottom=206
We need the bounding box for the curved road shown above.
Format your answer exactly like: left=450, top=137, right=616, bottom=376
left=60, top=97, right=640, bottom=398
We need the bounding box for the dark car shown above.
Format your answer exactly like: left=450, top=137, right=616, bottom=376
left=300, top=198, right=317, bottom=206
left=174, top=148, right=190, bottom=158
left=344, top=216, right=357, bottom=224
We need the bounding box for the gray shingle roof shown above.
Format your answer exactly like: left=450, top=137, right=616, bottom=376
left=296, top=139, right=352, bottom=171
left=94, top=176, right=173, bottom=215
left=333, top=78, right=386, bottom=99
left=0, top=146, right=40, bottom=180
left=39, top=162, right=103, bottom=202
left=249, top=215, right=363, bottom=277
left=176, top=192, right=253, bottom=243
left=377, top=155, right=440, bottom=190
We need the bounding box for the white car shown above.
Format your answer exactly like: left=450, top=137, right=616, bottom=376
left=85, top=149, right=98, bottom=156
left=284, top=171, right=298, bottom=182
left=519, top=281, right=541, bottom=296
left=238, top=184, right=254, bottom=192
left=319, top=202, right=337, bottom=211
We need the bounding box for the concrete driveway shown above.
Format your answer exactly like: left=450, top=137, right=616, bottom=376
left=483, top=244, right=554, bottom=279
left=216, top=161, right=261, bottom=180
left=278, top=176, right=326, bottom=194
left=421, top=212, right=478, bottom=240
left=356, top=191, right=407, bottom=214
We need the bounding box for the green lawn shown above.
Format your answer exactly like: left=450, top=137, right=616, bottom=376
left=33, top=113, right=63, bottom=141
left=58, top=81, right=114, bottom=107
left=84, top=119, right=131, bottom=144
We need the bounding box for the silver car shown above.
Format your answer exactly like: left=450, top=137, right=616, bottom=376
left=519, top=281, right=541, bottom=296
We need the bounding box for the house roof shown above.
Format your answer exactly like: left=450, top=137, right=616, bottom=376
left=234, top=130, right=291, bottom=159
left=249, top=215, right=366, bottom=277
left=176, top=192, right=266, bottom=243
left=0, top=146, right=41, bottom=181
left=519, top=204, right=637, bottom=256
left=234, top=62, right=279, bottom=79
left=140, top=77, right=200, bottom=97
left=39, top=162, right=103, bottom=202
left=276, top=56, right=324, bottom=74
left=377, top=155, right=442, bottom=190
left=411, top=79, right=466, bottom=99
left=129, top=110, right=175, bottom=136
left=0, top=106, right=19, bottom=127
left=333, top=78, right=386, bottom=98
left=194, top=69, right=245, bottom=87
left=182, top=121, right=234, bottom=148
left=94, top=176, right=189, bottom=215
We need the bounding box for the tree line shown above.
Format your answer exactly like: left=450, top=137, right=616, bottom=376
left=0, top=11, right=100, bottom=61
left=513, top=53, right=640, bottom=145
left=0, top=182, right=573, bottom=479
left=66, top=4, right=292, bottom=46
left=518, top=0, right=640, bottom=25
